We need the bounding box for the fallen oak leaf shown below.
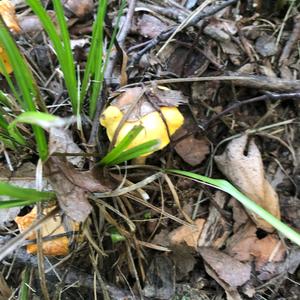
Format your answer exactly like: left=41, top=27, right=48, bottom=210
left=214, top=135, right=280, bottom=232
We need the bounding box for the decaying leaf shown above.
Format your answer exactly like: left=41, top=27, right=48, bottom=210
left=136, top=14, right=168, bottom=39
left=15, top=206, right=80, bottom=256
left=63, top=0, right=94, bottom=18
left=169, top=218, right=205, bottom=249
left=0, top=0, right=21, bottom=74
left=49, top=127, right=84, bottom=168
left=46, top=157, right=111, bottom=222
left=110, top=86, right=188, bottom=121
left=214, top=135, right=280, bottom=232
left=0, top=274, right=11, bottom=300
left=0, top=0, right=21, bottom=33
left=226, top=222, right=286, bottom=270
left=143, top=255, right=175, bottom=300
left=198, top=191, right=231, bottom=248
left=228, top=198, right=249, bottom=233
left=0, top=162, right=51, bottom=226
left=199, top=247, right=251, bottom=287
left=257, top=248, right=300, bottom=281
left=175, top=136, right=210, bottom=166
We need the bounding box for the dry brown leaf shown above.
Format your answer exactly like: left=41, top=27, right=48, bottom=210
left=137, top=14, right=168, bottom=39
left=0, top=274, right=11, bottom=299
left=0, top=0, right=21, bottom=74
left=228, top=198, right=250, bottom=233
left=15, top=206, right=80, bottom=256
left=199, top=247, right=251, bottom=287
left=198, top=191, right=231, bottom=248
left=226, top=222, right=286, bottom=270
left=46, top=157, right=111, bottom=222
left=175, top=136, right=210, bottom=166
left=169, top=218, right=205, bottom=249
left=0, top=0, right=21, bottom=33
left=63, top=0, right=94, bottom=18
left=111, top=86, right=188, bottom=121
left=214, top=135, right=280, bottom=232
left=49, top=127, right=84, bottom=167
left=204, top=263, right=243, bottom=300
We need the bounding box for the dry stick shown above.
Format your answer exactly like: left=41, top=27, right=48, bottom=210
left=3, top=247, right=133, bottom=299
left=131, top=0, right=238, bottom=64
left=203, top=92, right=300, bottom=130
left=104, top=0, right=137, bottom=85
left=279, top=14, right=300, bottom=65
left=134, top=74, right=300, bottom=92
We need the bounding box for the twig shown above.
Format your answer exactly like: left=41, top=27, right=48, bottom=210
left=279, top=15, right=300, bottom=65
left=123, top=74, right=300, bottom=92
left=131, top=0, right=237, bottom=64
left=203, top=92, right=300, bottom=129
left=1, top=246, right=134, bottom=299
left=104, top=0, right=137, bottom=85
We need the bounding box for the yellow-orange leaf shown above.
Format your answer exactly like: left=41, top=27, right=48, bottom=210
left=15, top=206, right=80, bottom=256
left=0, top=0, right=21, bottom=74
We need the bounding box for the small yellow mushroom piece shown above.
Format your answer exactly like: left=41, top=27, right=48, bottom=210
left=100, top=105, right=184, bottom=159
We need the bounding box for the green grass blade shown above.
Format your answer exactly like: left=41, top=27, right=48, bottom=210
left=19, top=267, right=30, bottom=300
left=108, top=139, right=160, bottom=165
left=99, top=125, right=144, bottom=165
left=0, top=60, right=22, bottom=104
left=102, top=0, right=126, bottom=75
left=0, top=90, right=12, bottom=107
left=27, top=0, right=78, bottom=113
left=80, top=0, right=107, bottom=110
left=166, top=169, right=300, bottom=246
left=0, top=181, right=54, bottom=202
left=52, top=0, right=78, bottom=112
left=0, top=198, right=51, bottom=208
left=0, top=113, right=8, bottom=130
left=8, top=111, right=71, bottom=145
left=88, top=1, right=108, bottom=118
left=0, top=19, right=48, bottom=160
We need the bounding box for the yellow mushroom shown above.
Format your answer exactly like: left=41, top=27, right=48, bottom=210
left=100, top=104, right=184, bottom=163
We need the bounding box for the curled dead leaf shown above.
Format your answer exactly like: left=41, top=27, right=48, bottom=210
left=0, top=0, right=21, bottom=74
left=0, top=0, right=21, bottom=33
left=199, top=247, right=251, bottom=287
left=198, top=191, right=231, bottom=248
left=63, top=0, right=94, bottom=18
left=226, top=222, right=286, bottom=270
left=214, top=135, right=280, bottom=232
left=169, top=218, right=205, bottom=249
left=110, top=86, right=188, bottom=121
left=15, top=206, right=80, bottom=256
left=175, top=136, right=210, bottom=166
left=46, top=157, right=111, bottom=222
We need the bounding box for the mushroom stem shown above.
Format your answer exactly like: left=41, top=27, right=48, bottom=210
left=132, top=156, right=147, bottom=165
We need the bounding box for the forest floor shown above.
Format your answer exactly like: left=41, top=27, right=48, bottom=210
left=0, top=0, right=300, bottom=299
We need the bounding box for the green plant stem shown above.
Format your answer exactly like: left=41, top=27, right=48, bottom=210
left=166, top=169, right=300, bottom=246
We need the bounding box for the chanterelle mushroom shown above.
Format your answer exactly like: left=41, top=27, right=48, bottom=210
left=100, top=86, right=186, bottom=163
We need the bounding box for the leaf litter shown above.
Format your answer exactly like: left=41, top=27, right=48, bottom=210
left=1, top=0, right=300, bottom=299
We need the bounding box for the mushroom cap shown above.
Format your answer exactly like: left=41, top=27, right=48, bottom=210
left=100, top=105, right=184, bottom=157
